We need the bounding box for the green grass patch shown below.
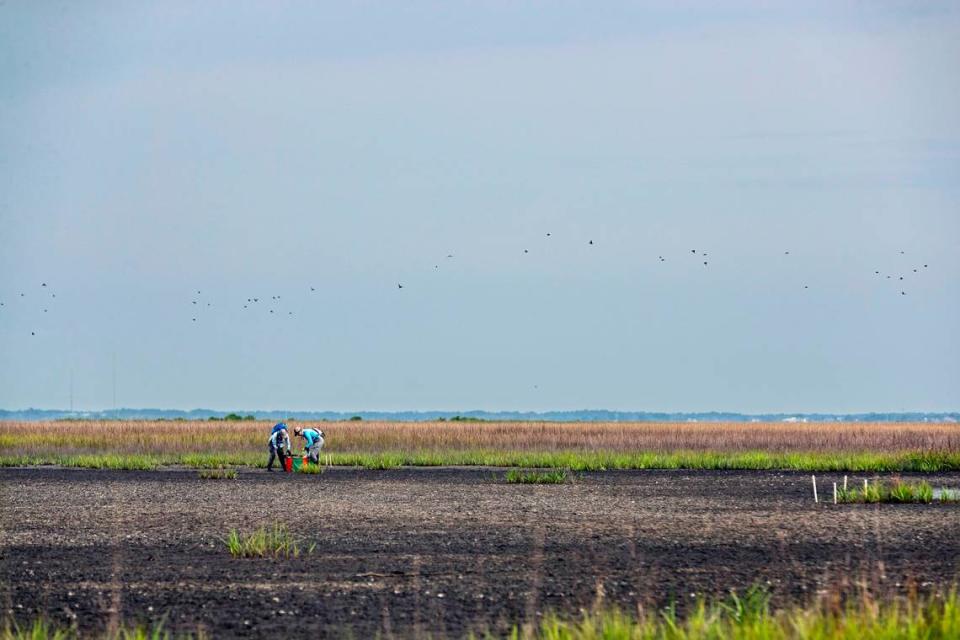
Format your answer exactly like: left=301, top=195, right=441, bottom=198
left=838, top=477, right=947, bottom=504
left=224, top=523, right=315, bottom=559
left=0, top=617, right=202, bottom=639
left=489, top=587, right=960, bottom=640
left=505, top=469, right=569, bottom=484
left=3, top=449, right=960, bottom=473
left=2, top=617, right=71, bottom=640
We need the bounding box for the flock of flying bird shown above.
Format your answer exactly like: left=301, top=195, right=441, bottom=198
left=0, top=238, right=936, bottom=335
left=0, top=282, right=57, bottom=336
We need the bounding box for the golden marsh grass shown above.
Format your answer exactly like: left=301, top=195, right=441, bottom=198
left=1, top=420, right=957, bottom=458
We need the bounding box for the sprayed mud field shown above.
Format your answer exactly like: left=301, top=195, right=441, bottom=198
left=2, top=468, right=959, bottom=638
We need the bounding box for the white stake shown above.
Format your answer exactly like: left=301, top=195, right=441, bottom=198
left=864, top=478, right=868, bottom=492
left=843, top=475, right=848, bottom=491
left=833, top=482, right=838, bottom=504
left=812, top=475, right=818, bottom=503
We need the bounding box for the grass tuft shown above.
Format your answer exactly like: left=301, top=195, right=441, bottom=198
left=197, top=468, right=237, bottom=480
left=506, top=469, right=568, bottom=484
left=224, top=523, right=315, bottom=558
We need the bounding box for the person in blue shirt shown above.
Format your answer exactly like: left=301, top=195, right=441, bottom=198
left=294, top=427, right=325, bottom=464
left=267, top=425, right=291, bottom=471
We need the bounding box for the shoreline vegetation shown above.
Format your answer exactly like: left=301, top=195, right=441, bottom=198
left=1, top=420, right=958, bottom=472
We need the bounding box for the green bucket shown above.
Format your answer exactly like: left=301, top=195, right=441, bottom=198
left=291, top=456, right=306, bottom=471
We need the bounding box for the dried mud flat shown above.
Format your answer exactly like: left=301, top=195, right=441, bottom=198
left=2, top=468, right=959, bottom=638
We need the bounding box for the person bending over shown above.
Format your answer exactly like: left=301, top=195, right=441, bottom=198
left=267, top=425, right=291, bottom=471
left=295, top=427, right=325, bottom=464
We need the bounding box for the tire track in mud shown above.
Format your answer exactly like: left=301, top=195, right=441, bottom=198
left=522, top=523, right=546, bottom=636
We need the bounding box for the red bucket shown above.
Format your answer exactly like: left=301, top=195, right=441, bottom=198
left=282, top=457, right=293, bottom=472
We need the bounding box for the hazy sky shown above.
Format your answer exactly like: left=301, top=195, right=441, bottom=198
left=1, top=1, right=958, bottom=413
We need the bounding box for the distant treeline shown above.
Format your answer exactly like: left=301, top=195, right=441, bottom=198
left=3, top=408, right=957, bottom=423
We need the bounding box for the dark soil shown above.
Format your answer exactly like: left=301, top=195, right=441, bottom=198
left=2, top=468, right=959, bottom=638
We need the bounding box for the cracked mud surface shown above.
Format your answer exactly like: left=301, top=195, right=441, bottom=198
left=2, top=468, right=959, bottom=638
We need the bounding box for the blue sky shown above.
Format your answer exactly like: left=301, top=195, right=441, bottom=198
left=1, top=1, right=958, bottom=412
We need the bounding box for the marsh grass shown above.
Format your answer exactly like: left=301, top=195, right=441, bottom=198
left=506, top=469, right=569, bottom=484
left=3, top=420, right=960, bottom=472
left=4, top=420, right=959, bottom=455
left=224, top=523, right=315, bottom=558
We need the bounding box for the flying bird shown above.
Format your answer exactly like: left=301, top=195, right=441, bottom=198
left=588, top=240, right=593, bottom=245
left=398, top=284, right=403, bottom=289
left=41, top=283, right=47, bottom=287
